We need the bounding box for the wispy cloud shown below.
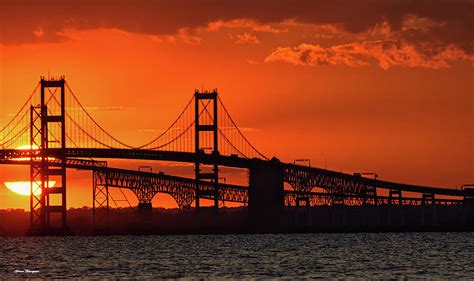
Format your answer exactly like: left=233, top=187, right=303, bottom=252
left=266, top=40, right=473, bottom=69
left=246, top=59, right=260, bottom=65
left=220, top=126, right=261, bottom=133
left=82, top=106, right=135, bottom=112
left=150, top=28, right=202, bottom=45
left=207, top=19, right=288, bottom=34
left=137, top=129, right=164, bottom=133
left=232, top=33, right=260, bottom=45
left=137, top=127, right=189, bottom=133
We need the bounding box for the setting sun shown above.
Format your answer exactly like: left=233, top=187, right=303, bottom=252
left=4, top=181, right=56, bottom=196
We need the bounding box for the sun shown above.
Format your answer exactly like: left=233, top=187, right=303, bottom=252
left=4, top=181, right=56, bottom=196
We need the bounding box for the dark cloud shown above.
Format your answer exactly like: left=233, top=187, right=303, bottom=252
left=0, top=0, right=472, bottom=53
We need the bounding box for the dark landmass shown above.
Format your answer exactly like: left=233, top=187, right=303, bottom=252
left=0, top=204, right=472, bottom=237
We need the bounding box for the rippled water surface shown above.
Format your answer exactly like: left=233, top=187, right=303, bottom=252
left=1, top=233, right=473, bottom=279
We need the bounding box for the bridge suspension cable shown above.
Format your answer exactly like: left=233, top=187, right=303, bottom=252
left=64, top=82, right=199, bottom=152
left=0, top=83, right=39, bottom=133
left=65, top=82, right=136, bottom=149
left=0, top=84, right=45, bottom=149
left=62, top=83, right=268, bottom=158
left=1, top=80, right=267, bottom=160
left=199, top=96, right=268, bottom=159
left=144, top=100, right=215, bottom=151
left=134, top=96, right=194, bottom=150
left=0, top=83, right=40, bottom=149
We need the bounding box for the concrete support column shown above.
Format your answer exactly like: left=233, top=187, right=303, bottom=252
left=248, top=158, right=284, bottom=232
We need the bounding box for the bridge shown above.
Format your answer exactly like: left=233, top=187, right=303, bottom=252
left=0, top=77, right=472, bottom=234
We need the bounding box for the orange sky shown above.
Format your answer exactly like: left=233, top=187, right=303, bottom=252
left=0, top=0, right=473, bottom=210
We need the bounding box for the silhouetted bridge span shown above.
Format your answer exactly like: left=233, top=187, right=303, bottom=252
left=1, top=148, right=470, bottom=198
left=0, top=77, right=472, bottom=234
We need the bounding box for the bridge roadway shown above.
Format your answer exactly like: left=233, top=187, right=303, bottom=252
left=0, top=156, right=249, bottom=207
left=0, top=148, right=471, bottom=198
left=2, top=157, right=464, bottom=208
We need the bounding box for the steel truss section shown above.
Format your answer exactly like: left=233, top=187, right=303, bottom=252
left=284, top=192, right=464, bottom=207
left=30, top=106, right=42, bottom=227
left=93, top=171, right=109, bottom=228
left=93, top=167, right=249, bottom=209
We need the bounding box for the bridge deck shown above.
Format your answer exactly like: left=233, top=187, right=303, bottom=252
left=0, top=148, right=470, bottom=198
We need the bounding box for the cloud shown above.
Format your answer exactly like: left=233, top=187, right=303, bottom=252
left=246, top=59, right=260, bottom=65
left=233, top=33, right=260, bottom=45
left=207, top=19, right=287, bottom=33
left=0, top=0, right=471, bottom=55
left=176, top=28, right=202, bottom=45
left=266, top=43, right=367, bottom=67
left=265, top=41, right=473, bottom=69
left=220, top=126, right=261, bottom=133
left=137, top=129, right=163, bottom=133
left=150, top=28, right=202, bottom=44
left=150, top=35, right=177, bottom=44
left=32, top=26, right=44, bottom=39
left=137, top=127, right=189, bottom=133
left=239, top=127, right=261, bottom=133
left=82, top=106, right=135, bottom=112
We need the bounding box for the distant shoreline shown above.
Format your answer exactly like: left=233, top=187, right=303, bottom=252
left=1, top=205, right=473, bottom=236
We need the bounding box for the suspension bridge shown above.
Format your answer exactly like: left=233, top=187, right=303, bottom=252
left=0, top=77, right=472, bottom=234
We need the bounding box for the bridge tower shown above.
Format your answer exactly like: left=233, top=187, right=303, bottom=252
left=29, top=76, right=68, bottom=234
left=194, top=89, right=219, bottom=210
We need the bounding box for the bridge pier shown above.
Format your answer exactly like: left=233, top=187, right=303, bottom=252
left=421, top=193, right=436, bottom=227
left=463, top=190, right=474, bottom=225
left=135, top=193, right=154, bottom=219
left=138, top=202, right=153, bottom=217
left=330, top=204, right=347, bottom=228
left=295, top=196, right=312, bottom=227
left=248, top=158, right=284, bottom=232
